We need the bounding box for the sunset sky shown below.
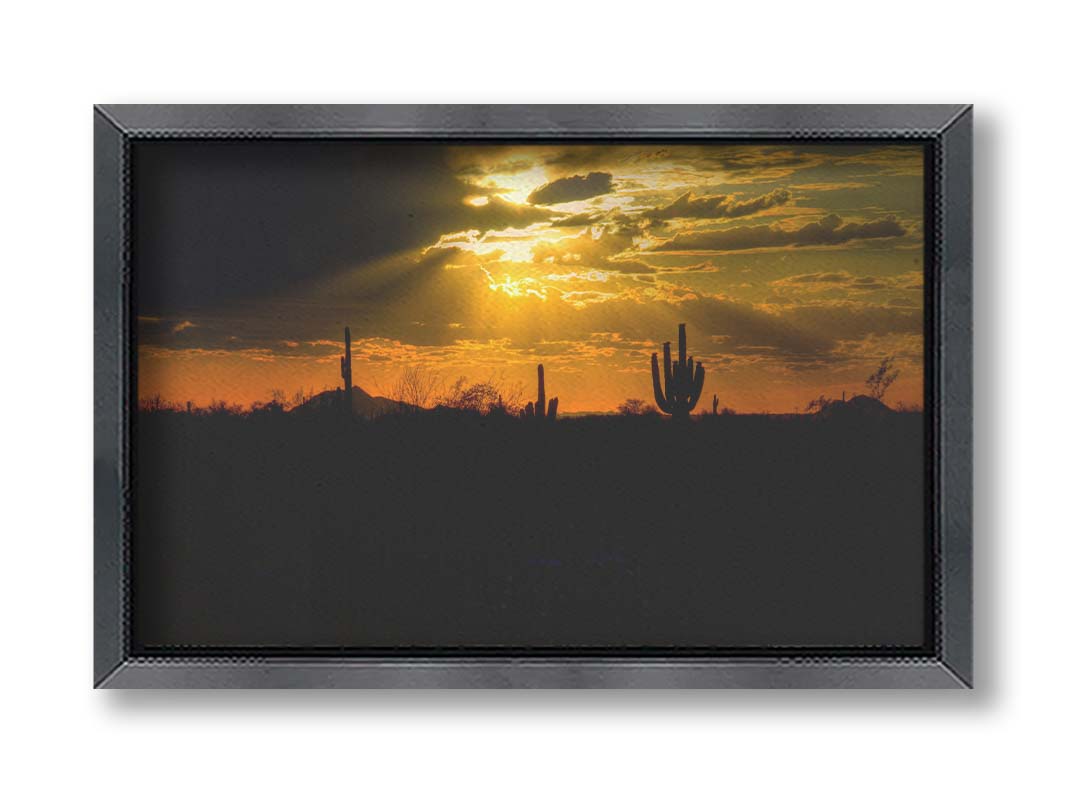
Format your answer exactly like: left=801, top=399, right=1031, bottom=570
left=136, top=140, right=925, bottom=413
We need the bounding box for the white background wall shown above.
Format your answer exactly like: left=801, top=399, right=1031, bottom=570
left=1, top=1, right=1060, bottom=797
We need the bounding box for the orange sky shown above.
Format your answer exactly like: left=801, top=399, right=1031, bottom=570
left=137, top=142, right=926, bottom=413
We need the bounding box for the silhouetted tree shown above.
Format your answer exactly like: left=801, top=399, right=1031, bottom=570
left=390, top=365, right=441, bottom=410
left=207, top=399, right=243, bottom=416
left=439, top=377, right=517, bottom=415
left=617, top=398, right=656, bottom=416
left=805, top=395, right=833, bottom=414
left=865, top=357, right=900, bottom=401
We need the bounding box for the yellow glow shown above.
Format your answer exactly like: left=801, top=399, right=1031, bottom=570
left=481, top=166, right=550, bottom=205
left=440, top=225, right=566, bottom=263
left=480, top=267, right=547, bottom=301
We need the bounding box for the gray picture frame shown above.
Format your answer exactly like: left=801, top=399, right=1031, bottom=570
left=95, top=104, right=972, bottom=689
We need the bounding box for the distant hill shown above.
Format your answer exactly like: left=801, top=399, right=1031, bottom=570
left=290, top=385, right=406, bottom=418
left=816, top=394, right=893, bottom=420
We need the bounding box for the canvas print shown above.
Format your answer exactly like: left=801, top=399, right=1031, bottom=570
left=133, top=141, right=929, bottom=652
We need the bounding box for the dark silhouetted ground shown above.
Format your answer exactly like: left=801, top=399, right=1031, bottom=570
left=133, top=409, right=928, bottom=653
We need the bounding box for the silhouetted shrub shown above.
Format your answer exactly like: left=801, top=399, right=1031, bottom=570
left=617, top=398, right=656, bottom=416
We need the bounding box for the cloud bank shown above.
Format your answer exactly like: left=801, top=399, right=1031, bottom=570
left=647, top=188, right=791, bottom=220
left=652, top=214, right=907, bottom=252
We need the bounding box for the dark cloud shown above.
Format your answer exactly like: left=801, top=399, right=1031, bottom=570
left=778, top=272, right=854, bottom=285
left=550, top=211, right=606, bottom=227
left=886, top=296, right=920, bottom=308
left=647, top=188, right=791, bottom=221
left=849, top=276, right=889, bottom=290
left=534, top=145, right=828, bottom=185
left=652, top=261, right=723, bottom=274
left=527, top=172, right=614, bottom=205
left=772, top=271, right=922, bottom=293
left=542, top=146, right=663, bottom=172
left=602, top=259, right=654, bottom=274
left=651, top=214, right=907, bottom=252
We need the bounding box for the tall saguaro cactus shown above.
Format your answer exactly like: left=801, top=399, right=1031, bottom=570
left=520, top=364, right=559, bottom=420
left=651, top=323, right=706, bottom=419
left=340, top=326, right=353, bottom=409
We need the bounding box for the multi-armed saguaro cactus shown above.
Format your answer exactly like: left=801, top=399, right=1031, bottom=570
left=519, top=364, right=558, bottom=420
left=340, top=326, right=353, bottom=410
left=651, top=323, right=706, bottom=419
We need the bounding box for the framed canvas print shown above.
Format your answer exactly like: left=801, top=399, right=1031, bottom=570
left=94, top=104, right=972, bottom=688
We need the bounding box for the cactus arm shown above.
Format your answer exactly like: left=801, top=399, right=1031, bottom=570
left=686, top=363, right=706, bottom=411
left=677, top=324, right=687, bottom=371
left=662, top=342, right=673, bottom=401
left=651, top=353, right=671, bottom=413
left=547, top=397, right=558, bottom=420
left=535, top=363, right=546, bottom=417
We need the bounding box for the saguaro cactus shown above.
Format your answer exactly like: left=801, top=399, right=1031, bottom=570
left=340, top=326, right=353, bottom=409
left=651, top=323, right=706, bottom=419
left=712, top=394, right=719, bottom=416
left=519, top=364, right=558, bottom=420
